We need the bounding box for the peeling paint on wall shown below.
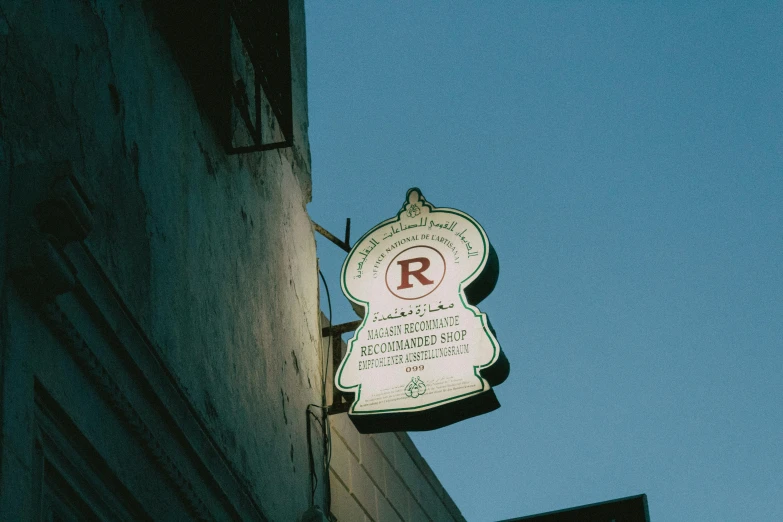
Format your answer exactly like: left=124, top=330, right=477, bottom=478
left=0, top=0, right=323, bottom=519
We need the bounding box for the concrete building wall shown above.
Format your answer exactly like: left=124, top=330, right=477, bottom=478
left=1, top=1, right=327, bottom=520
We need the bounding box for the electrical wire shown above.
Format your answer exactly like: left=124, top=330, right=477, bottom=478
left=306, top=270, right=334, bottom=511
left=306, top=405, right=324, bottom=504
left=318, top=270, right=333, bottom=513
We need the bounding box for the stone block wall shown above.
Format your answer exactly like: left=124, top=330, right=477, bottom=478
left=325, top=334, right=466, bottom=522
left=329, top=412, right=467, bottom=522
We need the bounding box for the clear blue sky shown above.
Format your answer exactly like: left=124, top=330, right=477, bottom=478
left=304, top=2, right=782, bottom=521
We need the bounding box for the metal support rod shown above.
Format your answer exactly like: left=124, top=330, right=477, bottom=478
left=226, top=79, right=293, bottom=154
left=312, top=219, right=354, bottom=413
left=312, top=219, right=351, bottom=253
left=320, top=319, right=361, bottom=415
left=327, top=401, right=351, bottom=415
left=321, top=320, right=362, bottom=338
left=255, top=79, right=262, bottom=145
left=227, top=140, right=292, bottom=154
left=328, top=330, right=351, bottom=415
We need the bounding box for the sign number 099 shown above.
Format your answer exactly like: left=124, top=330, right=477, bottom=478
left=406, top=365, right=424, bottom=372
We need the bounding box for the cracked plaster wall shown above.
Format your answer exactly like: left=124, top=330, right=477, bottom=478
left=0, top=0, right=322, bottom=519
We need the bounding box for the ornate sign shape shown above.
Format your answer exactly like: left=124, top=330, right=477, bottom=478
left=337, top=188, right=509, bottom=433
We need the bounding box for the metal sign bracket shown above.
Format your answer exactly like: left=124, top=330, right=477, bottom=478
left=321, top=320, right=361, bottom=415
left=312, top=218, right=351, bottom=253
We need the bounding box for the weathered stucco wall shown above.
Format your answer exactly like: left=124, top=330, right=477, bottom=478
left=1, top=0, right=324, bottom=520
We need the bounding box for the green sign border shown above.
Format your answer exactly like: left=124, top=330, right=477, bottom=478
left=337, top=188, right=504, bottom=417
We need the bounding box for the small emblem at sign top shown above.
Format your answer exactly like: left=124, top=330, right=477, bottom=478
left=406, top=204, right=421, bottom=218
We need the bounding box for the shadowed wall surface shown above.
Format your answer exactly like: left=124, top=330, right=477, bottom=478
left=0, top=1, right=327, bottom=520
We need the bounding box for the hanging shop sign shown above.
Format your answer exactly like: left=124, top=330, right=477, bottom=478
left=337, top=188, right=509, bottom=433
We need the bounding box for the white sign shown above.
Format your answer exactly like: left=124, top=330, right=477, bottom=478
left=337, top=188, right=508, bottom=432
